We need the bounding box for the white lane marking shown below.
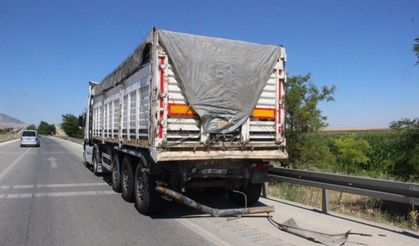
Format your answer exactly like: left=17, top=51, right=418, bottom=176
left=12, top=184, right=34, bottom=189
left=0, top=182, right=108, bottom=189
left=6, top=193, right=33, bottom=198
left=0, top=152, right=37, bottom=154
left=0, top=190, right=116, bottom=199
left=36, top=182, right=108, bottom=188
left=42, top=152, right=73, bottom=154
left=48, top=157, right=58, bottom=168
left=0, top=148, right=30, bottom=181
left=35, top=190, right=115, bottom=197
left=175, top=218, right=233, bottom=246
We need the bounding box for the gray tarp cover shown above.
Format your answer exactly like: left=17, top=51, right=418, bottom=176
left=158, top=30, right=280, bottom=133
left=94, top=29, right=280, bottom=134
left=94, top=32, right=153, bottom=94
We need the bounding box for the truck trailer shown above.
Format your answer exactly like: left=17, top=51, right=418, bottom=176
left=83, top=29, right=287, bottom=214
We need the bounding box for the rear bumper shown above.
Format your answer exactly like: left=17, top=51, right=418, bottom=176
left=20, top=141, right=39, bottom=146
left=156, top=149, right=288, bottom=161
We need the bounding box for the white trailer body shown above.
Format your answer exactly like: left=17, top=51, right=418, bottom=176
left=83, top=29, right=287, bottom=214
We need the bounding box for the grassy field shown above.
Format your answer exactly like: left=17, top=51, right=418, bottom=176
left=268, top=181, right=418, bottom=232
left=0, top=133, right=19, bottom=142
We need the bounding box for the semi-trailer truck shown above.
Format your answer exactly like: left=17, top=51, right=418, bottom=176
left=83, top=29, right=287, bottom=214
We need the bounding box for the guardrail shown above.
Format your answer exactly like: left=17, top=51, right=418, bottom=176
left=264, top=167, right=419, bottom=213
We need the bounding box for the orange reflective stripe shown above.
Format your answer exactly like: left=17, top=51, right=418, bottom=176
left=168, top=104, right=197, bottom=117
left=251, top=108, right=275, bottom=120
left=168, top=103, right=275, bottom=119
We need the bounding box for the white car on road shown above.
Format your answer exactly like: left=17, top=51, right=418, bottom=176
left=20, top=130, right=40, bottom=147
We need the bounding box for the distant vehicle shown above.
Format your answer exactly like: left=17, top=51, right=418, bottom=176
left=83, top=29, right=287, bottom=214
left=20, top=130, right=40, bottom=147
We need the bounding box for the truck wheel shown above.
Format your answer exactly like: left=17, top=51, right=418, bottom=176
left=92, top=146, right=100, bottom=176
left=111, top=154, right=122, bottom=192
left=134, top=163, right=161, bottom=214
left=121, top=156, right=135, bottom=202
left=82, top=150, right=89, bottom=167
left=228, top=183, right=262, bottom=206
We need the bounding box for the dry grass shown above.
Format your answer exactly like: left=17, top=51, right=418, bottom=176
left=0, top=133, right=19, bottom=142
left=268, top=181, right=418, bottom=232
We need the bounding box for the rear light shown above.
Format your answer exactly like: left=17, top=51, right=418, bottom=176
left=250, top=162, right=270, bottom=171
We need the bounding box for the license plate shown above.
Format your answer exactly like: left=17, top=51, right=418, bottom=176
left=200, top=168, right=228, bottom=175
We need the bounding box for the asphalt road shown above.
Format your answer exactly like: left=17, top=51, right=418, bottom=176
left=0, top=137, right=214, bottom=246
left=1, top=137, right=418, bottom=246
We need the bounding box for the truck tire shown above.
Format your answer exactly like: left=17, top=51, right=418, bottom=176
left=92, top=145, right=100, bottom=176
left=82, top=148, right=90, bottom=168
left=111, top=154, right=122, bottom=193
left=134, top=162, right=162, bottom=215
left=121, top=156, right=135, bottom=202
left=82, top=143, right=88, bottom=167
left=228, top=183, right=262, bottom=206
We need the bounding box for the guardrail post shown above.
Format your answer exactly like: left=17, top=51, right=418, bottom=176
left=262, top=182, right=268, bottom=198
left=321, top=188, right=329, bottom=214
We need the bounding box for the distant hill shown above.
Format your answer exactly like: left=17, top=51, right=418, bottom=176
left=0, top=113, right=27, bottom=128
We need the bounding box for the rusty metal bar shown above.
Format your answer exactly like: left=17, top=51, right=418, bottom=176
left=155, top=185, right=274, bottom=217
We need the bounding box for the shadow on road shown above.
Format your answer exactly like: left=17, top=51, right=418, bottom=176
left=78, top=160, right=272, bottom=220
left=151, top=189, right=270, bottom=220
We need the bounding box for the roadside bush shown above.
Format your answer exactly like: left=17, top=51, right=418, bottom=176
left=0, top=128, right=13, bottom=134
left=333, top=134, right=370, bottom=174
left=26, top=124, right=36, bottom=130
left=61, top=114, right=83, bottom=138
left=391, top=128, right=419, bottom=181
left=37, top=121, right=56, bottom=135
left=291, top=133, right=336, bottom=170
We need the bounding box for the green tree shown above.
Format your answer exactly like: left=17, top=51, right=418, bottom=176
left=389, top=117, right=419, bottom=129
left=389, top=118, right=419, bottom=181
left=50, top=124, right=56, bottom=135
left=37, top=121, right=56, bottom=135
left=61, top=114, right=83, bottom=138
left=414, top=37, right=419, bottom=65
left=293, top=133, right=336, bottom=170
left=334, top=134, right=370, bottom=174
left=26, top=124, right=36, bottom=130
left=284, top=74, right=336, bottom=168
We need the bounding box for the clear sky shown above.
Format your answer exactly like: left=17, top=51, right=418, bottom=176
left=1, top=0, right=418, bottom=128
